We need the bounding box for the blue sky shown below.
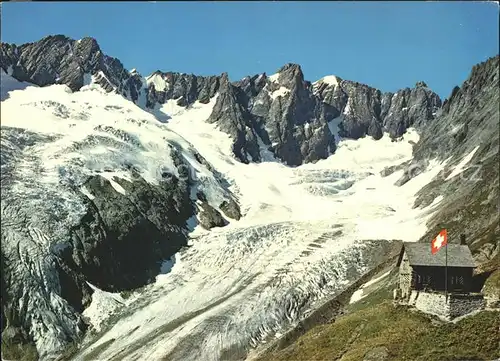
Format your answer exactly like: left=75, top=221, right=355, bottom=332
left=2, top=1, right=498, bottom=98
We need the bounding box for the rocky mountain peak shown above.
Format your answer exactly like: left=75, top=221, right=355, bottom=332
left=0, top=34, right=141, bottom=100
left=77, top=36, right=100, bottom=50
left=278, top=62, right=302, bottom=74
left=1, top=34, right=445, bottom=166
left=220, top=72, right=230, bottom=85
left=272, top=63, right=305, bottom=89
left=441, top=55, right=499, bottom=115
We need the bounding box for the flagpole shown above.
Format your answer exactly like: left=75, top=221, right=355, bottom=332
left=445, top=242, right=448, bottom=302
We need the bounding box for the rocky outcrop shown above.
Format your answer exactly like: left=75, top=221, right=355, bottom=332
left=145, top=71, right=222, bottom=107
left=206, top=73, right=262, bottom=163
left=206, top=64, right=338, bottom=165
left=0, top=35, right=144, bottom=102
left=382, top=81, right=441, bottom=138
left=206, top=62, right=441, bottom=165
left=317, top=79, right=441, bottom=140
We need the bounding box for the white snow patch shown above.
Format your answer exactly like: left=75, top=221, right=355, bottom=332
left=270, top=86, right=290, bottom=100
left=349, top=270, right=391, bottom=304
left=185, top=215, right=199, bottom=232
left=1, top=69, right=37, bottom=101
left=268, top=72, right=280, bottom=83
left=82, top=283, right=127, bottom=333
left=159, top=255, right=176, bottom=275
left=100, top=174, right=127, bottom=195
left=0, top=82, right=197, bottom=188
left=343, top=98, right=351, bottom=115
left=146, top=73, right=169, bottom=92
left=80, top=186, right=95, bottom=200
left=363, top=270, right=391, bottom=288
left=445, top=145, right=480, bottom=180
left=313, top=75, right=339, bottom=87
left=349, top=289, right=365, bottom=303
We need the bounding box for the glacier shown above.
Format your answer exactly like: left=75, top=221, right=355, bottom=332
left=1, top=71, right=448, bottom=360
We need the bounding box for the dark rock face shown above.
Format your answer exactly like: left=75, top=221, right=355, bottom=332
left=0, top=35, right=144, bottom=101
left=1, top=35, right=442, bottom=167
left=337, top=81, right=383, bottom=140
left=205, top=62, right=440, bottom=165
left=206, top=74, right=261, bottom=163
left=382, top=82, right=442, bottom=138
left=197, top=202, right=226, bottom=230
left=206, top=64, right=338, bottom=166
left=219, top=199, right=242, bottom=220
left=145, top=71, right=221, bottom=107
left=65, top=172, right=193, bottom=292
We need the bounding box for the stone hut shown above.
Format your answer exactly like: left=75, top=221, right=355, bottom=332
left=396, top=242, right=476, bottom=299
left=394, top=241, right=485, bottom=319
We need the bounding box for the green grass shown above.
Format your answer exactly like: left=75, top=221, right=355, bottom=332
left=262, top=301, right=499, bottom=361
left=345, top=269, right=397, bottom=314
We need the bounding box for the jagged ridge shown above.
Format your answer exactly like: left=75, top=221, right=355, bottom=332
left=1, top=35, right=442, bottom=166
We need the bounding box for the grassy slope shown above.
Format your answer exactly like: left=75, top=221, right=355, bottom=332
left=260, top=270, right=500, bottom=361
left=262, top=303, right=499, bottom=361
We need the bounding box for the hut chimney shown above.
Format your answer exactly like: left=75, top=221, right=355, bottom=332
left=460, top=234, right=466, bottom=245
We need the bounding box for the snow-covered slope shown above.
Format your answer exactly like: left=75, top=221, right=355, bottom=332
left=67, top=94, right=446, bottom=361
left=0, top=72, right=239, bottom=359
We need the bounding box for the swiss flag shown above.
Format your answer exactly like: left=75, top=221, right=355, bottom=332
left=431, top=229, right=448, bottom=255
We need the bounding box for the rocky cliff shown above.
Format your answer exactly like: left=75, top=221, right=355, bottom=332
left=385, top=55, right=499, bottom=267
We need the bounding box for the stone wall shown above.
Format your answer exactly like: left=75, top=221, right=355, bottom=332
left=408, top=291, right=485, bottom=320
left=398, top=252, right=412, bottom=299
left=448, top=294, right=486, bottom=319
